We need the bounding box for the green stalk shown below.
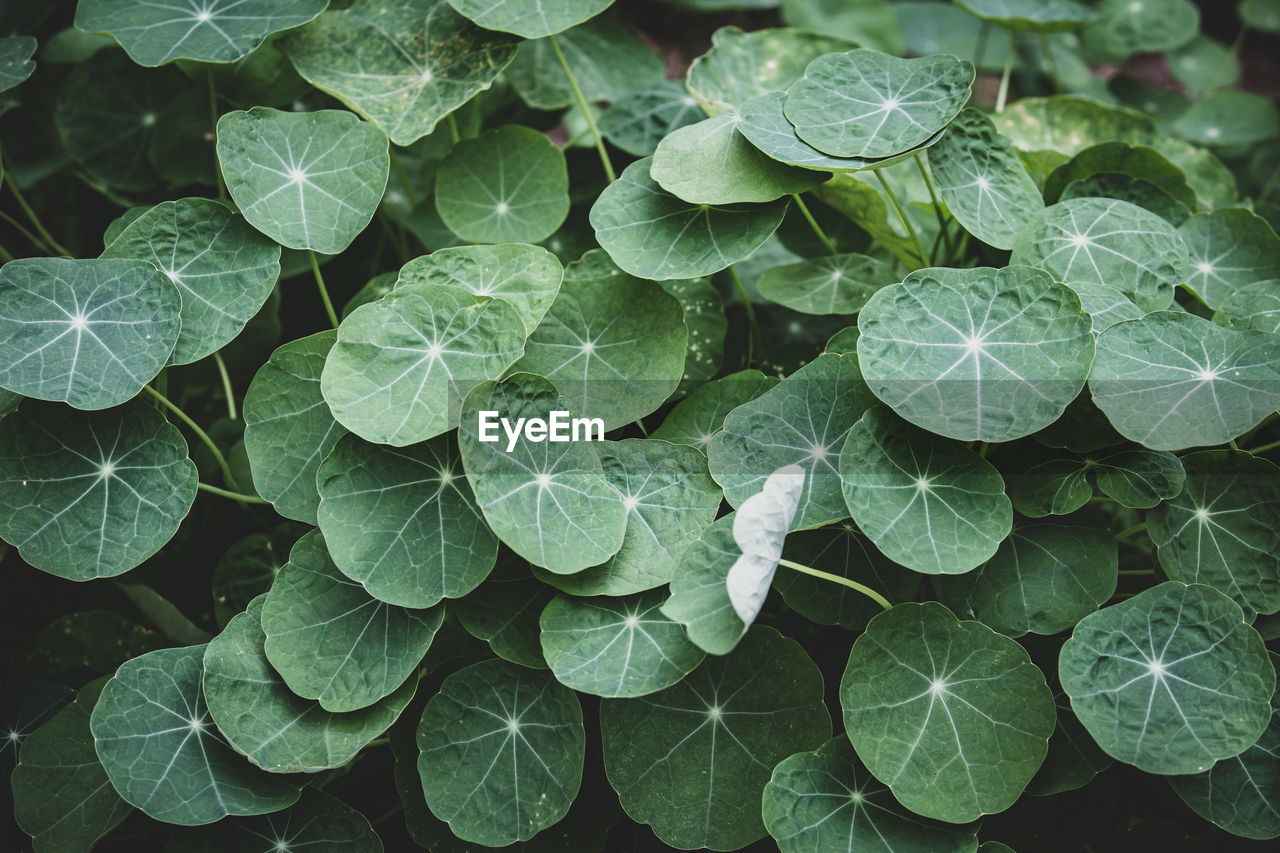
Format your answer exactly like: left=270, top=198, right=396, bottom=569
left=1117, top=568, right=1155, bottom=576
left=446, top=112, right=461, bottom=145
left=777, top=559, right=892, bottom=611
left=198, top=482, right=269, bottom=504
left=790, top=193, right=837, bottom=254
left=1, top=148, right=72, bottom=257
left=0, top=209, right=55, bottom=255
left=912, top=153, right=953, bottom=262
left=1114, top=522, right=1148, bottom=542
left=0, top=242, right=13, bottom=262
left=996, top=31, right=1017, bottom=113
left=213, top=351, right=236, bottom=420
left=310, top=250, right=340, bottom=329
left=727, top=264, right=759, bottom=368
left=208, top=68, right=226, bottom=201
left=143, top=385, right=240, bottom=492
left=873, top=169, right=929, bottom=268
left=1246, top=437, right=1280, bottom=455
left=548, top=34, right=616, bottom=182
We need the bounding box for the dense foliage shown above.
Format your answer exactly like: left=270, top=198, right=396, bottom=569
left=2, top=1, right=1280, bottom=851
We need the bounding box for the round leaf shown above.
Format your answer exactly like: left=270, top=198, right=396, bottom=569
left=687, top=26, right=856, bottom=115
left=1215, top=280, right=1280, bottom=334
left=163, top=789, right=383, bottom=853
left=1172, top=90, right=1280, bottom=147
left=1069, top=281, right=1146, bottom=333
left=0, top=35, right=36, bottom=93
left=661, top=514, right=748, bottom=655
left=599, top=80, right=705, bottom=157
left=1179, top=208, right=1280, bottom=310
left=651, top=369, right=780, bottom=452
left=757, top=253, right=893, bottom=315
left=506, top=16, right=662, bottom=111
left=1083, top=0, right=1200, bottom=58
left=736, top=91, right=910, bottom=173
left=447, top=0, right=613, bottom=38
left=452, top=555, right=553, bottom=669
left=955, top=0, right=1098, bottom=31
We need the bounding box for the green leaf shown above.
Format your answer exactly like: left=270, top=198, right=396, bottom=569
left=74, top=0, right=326, bottom=66
left=0, top=35, right=36, bottom=93
left=509, top=253, right=686, bottom=431
left=1011, top=197, right=1190, bottom=312
left=12, top=677, right=132, bottom=853
left=212, top=525, right=303, bottom=627
left=1243, top=0, right=1280, bottom=31
left=448, top=0, right=613, bottom=38
left=90, top=645, right=301, bottom=825
left=260, top=530, right=443, bottom=712
left=757, top=253, right=893, bottom=315
left=1083, top=0, right=1200, bottom=58
left=1214, top=280, right=1280, bottom=334
left=781, top=0, right=904, bottom=54
left=590, top=158, right=788, bottom=280
left=163, top=789, right=384, bottom=853
left=217, top=107, right=391, bottom=254
left=316, top=433, right=497, bottom=608
left=101, top=198, right=281, bottom=366
left=1069, top=281, right=1146, bottom=333
left=840, top=408, right=1013, bottom=575
left=506, top=15, right=662, bottom=111
left=934, top=523, right=1118, bottom=637
left=0, top=258, right=180, bottom=409
left=600, top=626, right=831, bottom=850
left=661, top=275, right=727, bottom=395
left=841, top=601, right=1056, bottom=822
left=1169, top=653, right=1280, bottom=840
left=599, top=80, right=705, bottom=157
left=737, top=91, right=918, bottom=173
left=1008, top=447, right=1185, bottom=517
left=457, top=374, right=626, bottom=573
left=1172, top=90, right=1280, bottom=147
left=452, top=555, right=554, bottom=668
left=1148, top=451, right=1280, bottom=620
left=955, top=0, right=1098, bottom=31
left=1169, top=35, right=1241, bottom=94
left=710, top=353, right=877, bottom=531
left=816, top=173, right=929, bottom=268
left=1027, top=694, right=1114, bottom=796
left=417, top=659, right=585, bottom=845
left=395, top=243, right=563, bottom=336
left=537, top=438, right=722, bottom=597
left=1179, top=209, right=1280, bottom=310
left=540, top=589, right=706, bottom=697
left=1061, top=174, right=1193, bottom=227
left=433, top=125, right=569, bottom=244
left=320, top=282, right=526, bottom=446
left=651, top=369, right=779, bottom=452
left=857, top=265, right=1095, bottom=442
left=243, top=331, right=347, bottom=524
left=686, top=26, right=856, bottom=115
left=281, top=0, right=519, bottom=146
left=0, top=401, right=197, bottom=581
left=661, top=514, right=748, bottom=655
left=1059, top=581, right=1275, bottom=774
left=928, top=108, right=1046, bottom=250
left=784, top=49, right=974, bottom=159
left=1088, top=311, right=1280, bottom=450
left=762, top=735, right=979, bottom=853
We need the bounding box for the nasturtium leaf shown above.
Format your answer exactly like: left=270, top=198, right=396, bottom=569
left=243, top=331, right=347, bottom=524
left=203, top=596, right=415, bottom=773
left=784, top=50, right=974, bottom=159
left=1083, top=0, right=1200, bottom=58
left=506, top=15, right=662, bottom=111
left=458, top=374, right=626, bottom=573
left=1169, top=653, right=1280, bottom=840
left=448, top=0, right=612, bottom=38
left=600, top=626, right=831, bottom=851
left=736, top=91, right=897, bottom=173
left=599, top=80, right=704, bottom=157
left=1028, top=694, right=1114, bottom=796
left=817, top=173, right=929, bottom=268
left=1172, top=90, right=1280, bottom=147
left=1215, top=280, right=1280, bottom=334
left=1148, top=451, right=1280, bottom=619
left=12, top=677, right=131, bottom=853
left=0, top=35, right=36, bottom=93
left=1, top=683, right=73, bottom=779
left=452, top=555, right=554, bottom=669
left=1061, top=174, right=1193, bottom=227
left=261, top=530, right=443, bottom=713
left=540, top=589, right=706, bottom=697
left=757, top=253, right=893, bottom=315
left=416, top=659, right=585, bottom=846
left=0, top=388, right=18, bottom=419
left=650, top=112, right=827, bottom=205
left=316, top=433, right=497, bottom=608
left=433, top=125, right=569, bottom=244
left=651, top=369, right=779, bottom=452
left=281, top=0, right=519, bottom=146
left=0, top=257, right=180, bottom=409
left=1088, top=311, right=1280, bottom=451
left=726, top=464, right=803, bottom=624
left=1179, top=209, right=1280, bottom=309
left=217, top=107, right=390, bottom=254
left=163, top=789, right=384, bottom=853
left=74, top=0, right=326, bottom=66
left=686, top=26, right=856, bottom=115
left=91, top=645, right=301, bottom=825
left=590, top=158, right=788, bottom=280
left=212, top=526, right=302, bottom=627
left=857, top=265, right=1094, bottom=442
left=395, top=243, right=563, bottom=336
left=1059, top=581, right=1275, bottom=774
left=710, top=353, right=876, bottom=531
left=954, top=0, right=1097, bottom=31
left=934, top=523, right=1118, bottom=637
left=661, top=275, right=726, bottom=395
left=1009, top=447, right=1185, bottom=516
left=1011, top=197, right=1190, bottom=312
left=538, top=438, right=722, bottom=596
left=1069, top=281, right=1146, bottom=333
left=840, top=408, right=1013, bottom=575
left=510, top=255, right=686, bottom=431
left=101, top=199, right=280, bottom=366
left=661, top=514, right=750, bottom=655
left=0, top=401, right=197, bottom=581
left=762, top=735, right=979, bottom=853
left=1165, top=34, right=1240, bottom=93
left=842, top=601, right=1055, bottom=822
left=928, top=108, right=1045, bottom=250
left=1008, top=457, right=1094, bottom=518
left=1243, top=0, right=1280, bottom=31
left=321, top=282, right=526, bottom=446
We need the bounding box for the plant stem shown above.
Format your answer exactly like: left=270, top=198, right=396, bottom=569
left=777, top=558, right=892, bottom=611
left=1114, top=522, right=1148, bottom=542
left=912, top=153, right=953, bottom=262
left=213, top=351, right=236, bottom=420
left=790, top=193, right=837, bottom=254
left=0, top=242, right=13, bottom=262
left=143, top=385, right=240, bottom=491
left=207, top=68, right=226, bottom=201
left=727, top=264, right=759, bottom=367
left=389, top=150, right=419, bottom=208
left=548, top=34, right=616, bottom=182
left=0, top=209, right=55, bottom=254
left=950, top=231, right=971, bottom=266
left=996, top=31, right=1017, bottom=113
left=873, top=169, right=929, bottom=268
left=446, top=112, right=461, bottom=145
left=310, top=250, right=340, bottom=329
left=198, top=482, right=269, bottom=504
left=1, top=149, right=72, bottom=257
left=1246, top=437, right=1280, bottom=455
left=1117, top=568, right=1155, bottom=576
left=1039, top=33, right=1059, bottom=89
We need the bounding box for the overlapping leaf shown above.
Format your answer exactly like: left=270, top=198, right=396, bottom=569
left=686, top=26, right=855, bottom=115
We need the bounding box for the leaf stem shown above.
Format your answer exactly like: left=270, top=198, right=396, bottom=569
left=446, top=112, right=461, bottom=145
left=912, top=153, right=953, bottom=262
left=873, top=169, right=929, bottom=269
left=310, top=250, right=340, bottom=329
left=996, top=31, right=1018, bottom=113
left=389, top=150, right=420, bottom=208
left=1245, top=437, right=1280, bottom=455
left=1114, top=522, right=1148, bottom=542
left=548, top=33, right=616, bottom=182
left=213, top=351, right=236, bottom=420
left=208, top=68, right=226, bottom=201
left=197, top=482, right=269, bottom=504
left=727, top=264, right=759, bottom=368
left=143, top=385, right=240, bottom=492
left=0, top=208, right=55, bottom=254
left=1, top=148, right=72, bottom=257
left=790, top=193, right=837, bottom=254
left=1117, top=568, right=1155, bottom=576
left=777, top=558, right=892, bottom=611
left=0, top=242, right=13, bottom=262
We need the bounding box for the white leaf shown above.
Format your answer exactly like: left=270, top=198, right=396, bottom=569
left=726, top=464, right=804, bottom=624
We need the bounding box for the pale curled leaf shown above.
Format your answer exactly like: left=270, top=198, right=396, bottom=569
left=726, top=464, right=803, bottom=624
